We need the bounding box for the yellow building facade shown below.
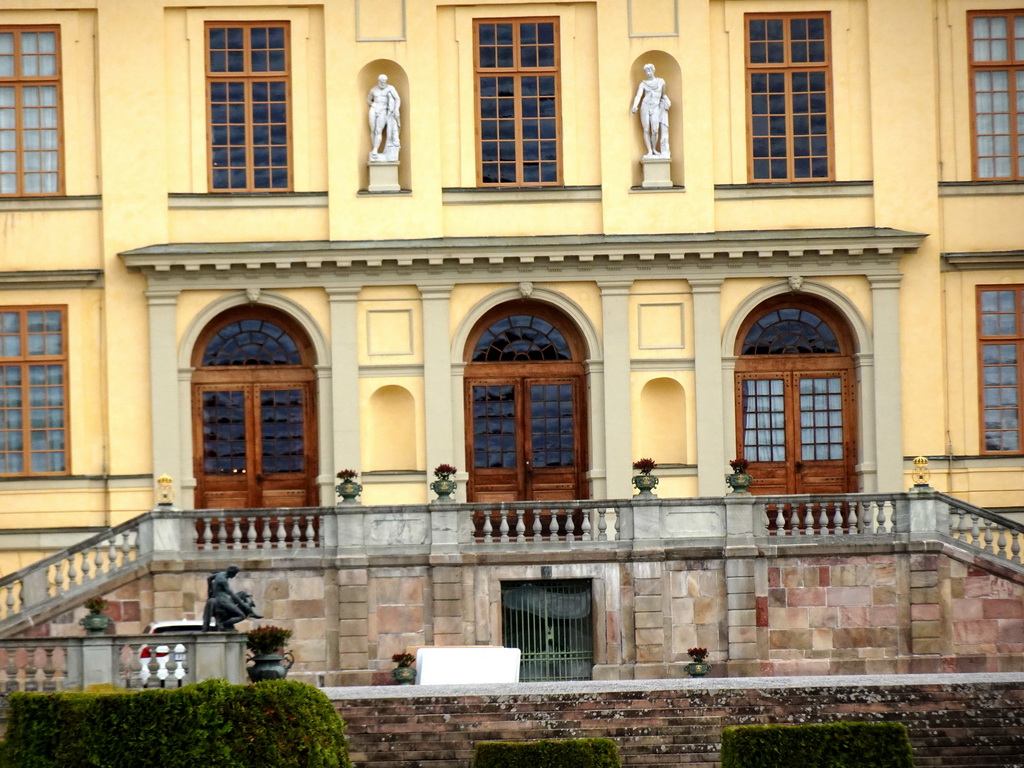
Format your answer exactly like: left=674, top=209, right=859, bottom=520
left=1, top=0, right=1022, bottom=573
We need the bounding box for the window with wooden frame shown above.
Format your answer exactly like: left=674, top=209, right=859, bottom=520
left=0, top=307, right=67, bottom=475
left=206, top=22, right=290, bottom=192
left=969, top=11, right=1024, bottom=180
left=978, top=286, right=1024, bottom=453
left=475, top=18, right=561, bottom=186
left=745, top=13, right=833, bottom=182
left=0, top=26, right=62, bottom=196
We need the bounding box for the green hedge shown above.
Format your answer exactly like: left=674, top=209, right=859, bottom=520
left=473, top=738, right=620, bottom=768
left=720, top=722, right=914, bottom=768
left=1, top=679, right=352, bottom=768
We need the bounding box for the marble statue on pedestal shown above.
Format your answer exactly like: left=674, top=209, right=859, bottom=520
left=631, top=63, right=671, bottom=158
left=367, top=74, right=401, bottom=163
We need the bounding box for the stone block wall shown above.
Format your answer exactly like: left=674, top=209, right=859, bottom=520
left=331, top=676, right=1024, bottom=768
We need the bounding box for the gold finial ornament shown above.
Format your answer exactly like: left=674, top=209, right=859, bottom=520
left=911, top=456, right=930, bottom=487
left=157, top=474, right=174, bottom=505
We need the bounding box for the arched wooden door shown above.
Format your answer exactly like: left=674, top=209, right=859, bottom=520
left=734, top=299, right=857, bottom=495
left=191, top=308, right=318, bottom=509
left=464, top=302, right=589, bottom=502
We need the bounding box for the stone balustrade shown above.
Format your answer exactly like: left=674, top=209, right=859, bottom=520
left=0, top=491, right=1021, bottom=641
left=0, top=633, right=246, bottom=693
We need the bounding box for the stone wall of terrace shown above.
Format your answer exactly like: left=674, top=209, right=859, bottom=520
left=329, top=674, right=1024, bottom=768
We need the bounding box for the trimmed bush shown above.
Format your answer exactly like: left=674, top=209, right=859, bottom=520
left=720, top=722, right=914, bottom=768
left=473, top=738, right=621, bottom=768
left=1, top=679, right=352, bottom=768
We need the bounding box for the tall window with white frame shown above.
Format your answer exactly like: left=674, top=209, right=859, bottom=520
left=206, top=22, right=290, bottom=192
left=978, top=286, right=1024, bottom=453
left=475, top=18, right=561, bottom=186
left=745, top=13, right=832, bottom=182
left=969, top=11, right=1024, bottom=180
left=0, top=27, right=61, bottom=196
left=0, top=307, right=67, bottom=475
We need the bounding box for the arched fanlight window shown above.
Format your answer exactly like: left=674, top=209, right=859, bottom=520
left=201, top=319, right=302, bottom=366
left=741, top=308, right=840, bottom=355
left=472, top=314, right=572, bottom=362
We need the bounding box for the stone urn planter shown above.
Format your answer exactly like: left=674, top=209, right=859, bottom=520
left=80, top=597, right=113, bottom=635
left=335, top=470, right=362, bottom=503
left=685, top=647, right=711, bottom=677
left=430, top=464, right=458, bottom=502
left=391, top=652, right=416, bottom=685
left=631, top=458, right=659, bottom=497
left=247, top=652, right=295, bottom=682
left=246, top=625, right=294, bottom=682
left=726, top=458, right=753, bottom=494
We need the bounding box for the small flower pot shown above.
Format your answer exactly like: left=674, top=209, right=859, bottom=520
left=430, top=478, right=457, bottom=501
left=632, top=472, right=659, bottom=497
left=685, top=661, right=711, bottom=677
left=80, top=612, right=112, bottom=635
left=391, top=665, right=416, bottom=685
left=247, top=651, right=295, bottom=682
left=726, top=471, right=753, bottom=494
left=336, top=480, right=362, bottom=503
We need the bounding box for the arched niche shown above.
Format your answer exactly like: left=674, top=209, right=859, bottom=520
left=366, top=385, right=417, bottom=470
left=638, top=378, right=686, bottom=463
left=629, top=52, right=683, bottom=187
left=358, top=60, right=410, bottom=191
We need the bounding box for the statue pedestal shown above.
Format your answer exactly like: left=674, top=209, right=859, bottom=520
left=368, top=160, right=400, bottom=193
left=640, top=156, right=672, bottom=189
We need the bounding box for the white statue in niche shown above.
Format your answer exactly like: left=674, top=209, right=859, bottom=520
left=631, top=63, right=671, bottom=158
left=367, top=74, right=401, bottom=162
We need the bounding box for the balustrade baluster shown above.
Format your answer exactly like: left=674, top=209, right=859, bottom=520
left=5, top=583, right=17, bottom=618
left=597, top=509, right=607, bottom=541
left=246, top=517, right=258, bottom=548
left=275, top=519, right=286, bottom=549
left=121, top=531, right=134, bottom=562
left=42, top=648, right=57, bottom=692
left=232, top=519, right=242, bottom=549
left=1011, top=532, right=1022, bottom=565
left=24, top=659, right=38, bottom=692
left=532, top=510, right=543, bottom=542
left=499, top=509, right=510, bottom=543
left=995, top=529, right=1008, bottom=559
left=80, top=550, right=93, bottom=583
left=567, top=509, right=577, bottom=542
left=217, top=518, right=229, bottom=548
left=108, top=538, right=119, bottom=569
left=874, top=502, right=887, bottom=534
left=970, top=513, right=981, bottom=547
left=202, top=518, right=214, bottom=549
left=52, top=562, right=64, bottom=597
left=515, top=510, right=526, bottom=542
left=5, top=653, right=18, bottom=692
left=581, top=509, right=591, bottom=541
left=983, top=521, right=995, bottom=553
left=305, top=516, right=316, bottom=546
left=291, top=518, right=301, bottom=546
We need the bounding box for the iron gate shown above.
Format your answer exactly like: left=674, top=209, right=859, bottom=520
left=501, top=580, right=593, bottom=682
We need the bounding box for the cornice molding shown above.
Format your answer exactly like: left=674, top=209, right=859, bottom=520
left=120, top=228, right=926, bottom=287
left=942, top=250, right=1024, bottom=271
left=0, top=269, right=103, bottom=289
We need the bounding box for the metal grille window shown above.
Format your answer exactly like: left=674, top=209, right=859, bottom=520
left=501, top=580, right=592, bottom=682
left=0, top=306, right=67, bottom=474
left=0, top=26, right=62, bottom=196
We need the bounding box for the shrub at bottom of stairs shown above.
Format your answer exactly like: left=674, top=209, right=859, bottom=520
left=473, top=738, right=621, bottom=768
left=720, top=722, right=915, bottom=768
left=0, top=678, right=352, bottom=768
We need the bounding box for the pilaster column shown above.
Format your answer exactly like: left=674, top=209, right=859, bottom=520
left=421, top=286, right=456, bottom=491
left=869, top=275, right=904, bottom=491
left=328, top=288, right=361, bottom=481
left=598, top=280, right=633, bottom=499
left=690, top=279, right=725, bottom=496
left=146, top=289, right=181, bottom=492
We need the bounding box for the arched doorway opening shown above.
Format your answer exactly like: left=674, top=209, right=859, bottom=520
left=191, top=306, right=319, bottom=509
left=734, top=297, right=858, bottom=495
left=463, top=301, right=589, bottom=502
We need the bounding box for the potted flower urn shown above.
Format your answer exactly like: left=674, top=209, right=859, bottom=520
left=80, top=597, right=113, bottom=635
left=246, top=625, right=295, bottom=682
left=632, top=457, right=659, bottom=497
left=391, top=652, right=417, bottom=685
left=335, top=469, right=362, bottom=503
left=685, top=647, right=711, bottom=677
left=430, top=464, right=458, bottom=501
left=726, top=458, right=753, bottom=494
